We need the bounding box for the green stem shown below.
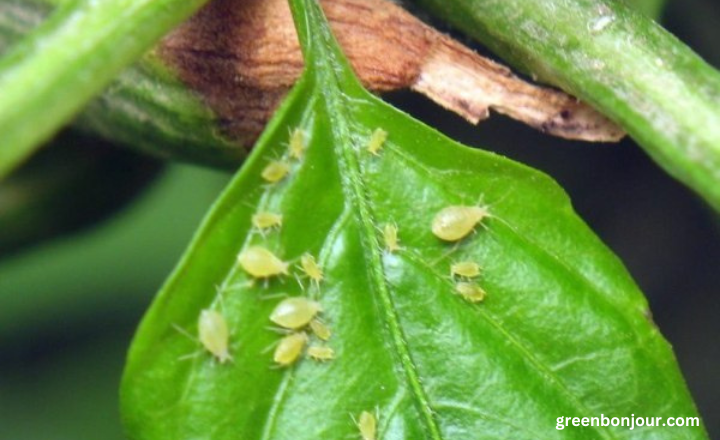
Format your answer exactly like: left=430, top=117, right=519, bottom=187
left=414, top=0, right=720, bottom=211
left=0, top=0, right=212, bottom=179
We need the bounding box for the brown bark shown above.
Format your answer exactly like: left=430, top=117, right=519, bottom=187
left=158, top=0, right=624, bottom=146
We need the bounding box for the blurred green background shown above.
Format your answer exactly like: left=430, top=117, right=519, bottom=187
left=0, top=0, right=718, bottom=438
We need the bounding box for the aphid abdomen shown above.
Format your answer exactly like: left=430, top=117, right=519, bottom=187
left=454, top=282, right=487, bottom=303
left=358, top=410, right=377, bottom=440
left=309, top=319, right=331, bottom=341
left=270, top=297, right=322, bottom=329
left=431, top=205, right=488, bottom=242
left=367, top=128, right=388, bottom=156
left=300, top=253, right=324, bottom=283
left=198, top=309, right=232, bottom=363
left=289, top=128, right=305, bottom=159
left=450, top=261, right=481, bottom=279
left=237, top=246, right=289, bottom=278
left=261, top=160, right=290, bottom=183
left=383, top=223, right=400, bottom=252
left=307, top=345, right=335, bottom=361
left=252, top=212, right=283, bottom=231
left=274, top=332, right=307, bottom=366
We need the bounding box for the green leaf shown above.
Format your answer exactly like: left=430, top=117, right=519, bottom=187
left=0, top=0, right=212, bottom=179
left=121, top=0, right=706, bottom=438
left=411, top=0, right=720, bottom=212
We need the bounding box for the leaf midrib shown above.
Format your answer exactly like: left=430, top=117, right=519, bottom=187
left=319, top=79, right=444, bottom=440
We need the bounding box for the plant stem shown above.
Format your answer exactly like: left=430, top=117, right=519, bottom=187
left=414, top=0, right=720, bottom=211
left=0, top=0, right=212, bottom=179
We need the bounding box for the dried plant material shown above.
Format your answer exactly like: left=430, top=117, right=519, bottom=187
left=158, top=0, right=624, bottom=145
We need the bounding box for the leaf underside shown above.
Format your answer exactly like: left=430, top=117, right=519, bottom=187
left=121, top=0, right=705, bottom=439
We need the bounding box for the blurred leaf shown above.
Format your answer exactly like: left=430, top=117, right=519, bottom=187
left=0, top=131, right=162, bottom=258
left=0, top=165, right=229, bottom=339
left=121, top=0, right=705, bottom=438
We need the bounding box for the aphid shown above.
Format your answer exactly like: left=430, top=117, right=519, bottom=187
left=300, top=253, right=324, bottom=284
left=237, top=246, right=289, bottom=278
left=455, top=282, right=487, bottom=303
left=252, top=211, right=283, bottom=231
left=366, top=128, right=388, bottom=156
left=383, top=223, right=400, bottom=252
left=357, top=410, right=377, bottom=440
left=270, top=296, right=323, bottom=329
left=274, top=332, right=307, bottom=366
left=309, top=319, right=332, bottom=341
left=450, top=261, right=481, bottom=279
left=261, top=160, right=290, bottom=183
left=307, top=345, right=335, bottom=362
left=431, top=205, right=489, bottom=242
left=197, top=309, right=233, bottom=364
left=289, top=128, right=305, bottom=159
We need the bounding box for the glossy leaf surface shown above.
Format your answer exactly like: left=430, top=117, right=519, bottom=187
left=121, top=0, right=705, bottom=438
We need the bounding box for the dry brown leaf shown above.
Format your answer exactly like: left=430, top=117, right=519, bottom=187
left=158, top=0, right=625, bottom=146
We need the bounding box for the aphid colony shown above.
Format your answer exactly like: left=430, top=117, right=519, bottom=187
left=182, top=127, right=493, bottom=374
left=270, top=296, right=334, bottom=366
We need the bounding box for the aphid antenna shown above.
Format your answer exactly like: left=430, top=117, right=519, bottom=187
left=241, top=200, right=258, bottom=211
left=475, top=189, right=515, bottom=220
left=261, top=337, right=282, bottom=354
left=172, top=323, right=198, bottom=343
left=428, top=242, right=461, bottom=267
left=178, top=351, right=202, bottom=362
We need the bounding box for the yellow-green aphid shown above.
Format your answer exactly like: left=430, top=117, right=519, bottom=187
left=450, top=261, right=481, bottom=279
left=261, top=160, right=290, bottom=183
left=198, top=309, right=233, bottom=364
left=289, top=128, right=305, bottom=159
left=274, top=332, right=307, bottom=366
left=431, top=205, right=489, bottom=242
left=366, top=128, right=388, bottom=156
left=307, top=345, right=335, bottom=362
left=252, top=211, right=282, bottom=231
left=237, top=246, right=289, bottom=278
left=455, top=282, right=487, bottom=303
left=309, top=319, right=332, bottom=341
left=270, top=296, right=323, bottom=329
left=383, top=223, right=400, bottom=252
left=300, top=253, right=323, bottom=284
left=357, top=410, right=377, bottom=440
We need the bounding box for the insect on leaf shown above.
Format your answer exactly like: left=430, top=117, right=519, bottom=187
left=121, top=0, right=707, bottom=438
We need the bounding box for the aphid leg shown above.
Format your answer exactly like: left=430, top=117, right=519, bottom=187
left=258, top=292, right=289, bottom=301
left=294, top=273, right=306, bottom=291
left=428, top=242, right=461, bottom=267
left=265, top=326, right=293, bottom=336
left=172, top=323, right=198, bottom=343
left=224, top=280, right=255, bottom=292
left=172, top=324, right=204, bottom=362
left=178, top=351, right=202, bottom=362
